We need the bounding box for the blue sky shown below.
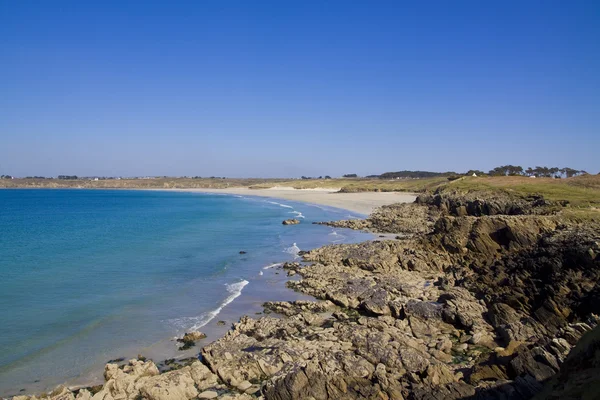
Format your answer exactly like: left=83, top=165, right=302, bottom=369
left=1, top=1, right=598, bottom=177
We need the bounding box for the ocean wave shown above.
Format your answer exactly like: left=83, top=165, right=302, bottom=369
left=262, top=262, right=283, bottom=270
left=329, top=230, right=346, bottom=243
left=266, top=201, right=293, bottom=209
left=288, top=211, right=305, bottom=219
left=169, top=280, right=249, bottom=331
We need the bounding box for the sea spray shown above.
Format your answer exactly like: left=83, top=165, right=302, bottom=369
left=284, top=243, right=301, bottom=258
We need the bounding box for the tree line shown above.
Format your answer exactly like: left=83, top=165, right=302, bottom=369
left=486, top=165, right=588, bottom=178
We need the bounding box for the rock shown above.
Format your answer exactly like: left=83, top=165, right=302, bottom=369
left=139, top=368, right=200, bottom=400
left=535, top=323, right=600, bottom=399
left=263, top=300, right=335, bottom=317
left=75, top=389, right=92, bottom=400
left=282, top=219, right=300, bottom=225
left=404, top=300, right=444, bottom=320
left=510, top=346, right=559, bottom=381
left=423, top=364, right=456, bottom=386
left=239, top=251, right=247, bottom=254
left=237, top=380, right=252, bottom=391
left=469, top=364, right=507, bottom=384
left=182, top=331, right=207, bottom=341
left=317, top=201, right=439, bottom=236
left=177, top=331, right=207, bottom=350
left=198, top=390, right=218, bottom=399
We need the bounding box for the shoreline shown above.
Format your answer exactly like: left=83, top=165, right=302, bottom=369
left=0, top=186, right=418, bottom=216
left=5, top=188, right=600, bottom=399
left=142, top=187, right=417, bottom=216
left=0, top=190, right=389, bottom=399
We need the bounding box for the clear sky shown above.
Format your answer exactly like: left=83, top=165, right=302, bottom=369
left=1, top=1, right=598, bottom=177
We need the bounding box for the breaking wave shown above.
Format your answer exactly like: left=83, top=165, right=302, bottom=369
left=266, top=201, right=293, bottom=209
left=284, top=243, right=301, bottom=258
left=169, top=280, right=249, bottom=331
left=288, top=211, right=305, bottom=219
left=262, top=262, right=283, bottom=270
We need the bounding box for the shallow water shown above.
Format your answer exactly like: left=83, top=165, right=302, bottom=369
left=0, top=189, right=371, bottom=396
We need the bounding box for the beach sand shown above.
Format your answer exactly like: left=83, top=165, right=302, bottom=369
left=168, top=187, right=417, bottom=215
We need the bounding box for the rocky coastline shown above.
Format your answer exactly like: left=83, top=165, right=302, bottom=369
left=8, top=189, right=600, bottom=400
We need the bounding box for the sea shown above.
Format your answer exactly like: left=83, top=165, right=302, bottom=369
left=0, top=189, right=372, bottom=397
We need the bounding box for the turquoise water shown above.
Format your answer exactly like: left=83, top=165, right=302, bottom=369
left=0, top=189, right=370, bottom=396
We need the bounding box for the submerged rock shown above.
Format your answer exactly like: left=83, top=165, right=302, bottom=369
left=177, top=331, right=207, bottom=350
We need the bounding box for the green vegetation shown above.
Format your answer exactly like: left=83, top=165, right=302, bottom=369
left=441, top=175, right=600, bottom=208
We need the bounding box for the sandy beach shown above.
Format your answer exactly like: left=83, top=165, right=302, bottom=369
left=167, top=187, right=417, bottom=215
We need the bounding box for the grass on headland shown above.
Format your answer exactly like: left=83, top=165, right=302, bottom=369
left=442, top=175, right=600, bottom=208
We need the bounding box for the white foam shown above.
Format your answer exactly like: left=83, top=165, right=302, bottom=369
left=259, top=270, right=263, bottom=276
left=266, top=200, right=294, bottom=209
left=329, top=229, right=346, bottom=243
left=263, top=262, right=283, bottom=270
left=284, top=243, right=301, bottom=258
left=289, top=211, right=305, bottom=219
left=169, top=280, right=249, bottom=331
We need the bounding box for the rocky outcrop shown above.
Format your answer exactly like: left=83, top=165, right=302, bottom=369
left=248, top=193, right=598, bottom=398
left=281, top=219, right=299, bottom=225
left=12, top=191, right=600, bottom=400
left=317, top=202, right=441, bottom=235
left=12, top=359, right=249, bottom=400
left=418, top=190, right=569, bottom=217
left=534, top=322, right=600, bottom=399
left=263, top=300, right=336, bottom=316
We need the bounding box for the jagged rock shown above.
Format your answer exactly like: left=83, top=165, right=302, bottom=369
left=488, top=302, right=543, bottom=344
left=316, top=200, right=436, bottom=235
left=422, top=364, right=457, bottom=386
left=535, top=323, right=600, bottom=399
left=263, top=300, right=335, bottom=316
left=75, top=389, right=92, bottom=400
left=424, top=190, right=568, bottom=217
left=469, top=364, right=507, bottom=384
left=282, top=219, right=300, bottom=225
